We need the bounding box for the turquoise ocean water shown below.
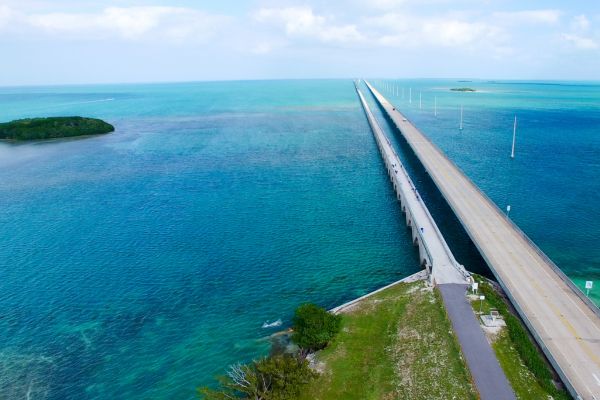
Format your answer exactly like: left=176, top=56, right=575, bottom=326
left=0, top=79, right=598, bottom=399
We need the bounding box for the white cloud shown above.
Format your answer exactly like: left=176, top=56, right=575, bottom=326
left=364, top=0, right=406, bottom=10
left=562, top=15, right=596, bottom=51
left=423, top=19, right=500, bottom=47
left=562, top=33, right=598, bottom=50
left=251, top=42, right=272, bottom=54
left=101, top=7, right=171, bottom=39
left=571, top=14, right=590, bottom=31
left=4, top=6, right=229, bottom=42
left=254, top=6, right=363, bottom=44
left=0, top=4, right=12, bottom=28
left=493, top=9, right=561, bottom=24
left=366, top=13, right=504, bottom=50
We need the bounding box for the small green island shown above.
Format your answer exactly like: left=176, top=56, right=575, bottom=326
left=450, top=87, right=476, bottom=92
left=0, top=116, right=114, bottom=141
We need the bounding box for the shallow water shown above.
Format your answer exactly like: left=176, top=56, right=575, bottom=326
left=0, top=79, right=598, bottom=399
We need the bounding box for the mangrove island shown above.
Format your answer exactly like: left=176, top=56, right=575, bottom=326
left=0, top=116, right=114, bottom=141
left=450, top=87, right=476, bottom=92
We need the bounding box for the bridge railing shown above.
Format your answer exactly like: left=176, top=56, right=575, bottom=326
left=393, top=139, right=469, bottom=279
left=356, top=83, right=467, bottom=278
left=361, top=82, right=469, bottom=280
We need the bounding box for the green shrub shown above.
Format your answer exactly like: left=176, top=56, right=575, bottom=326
left=198, top=354, right=316, bottom=400
left=292, top=303, right=342, bottom=353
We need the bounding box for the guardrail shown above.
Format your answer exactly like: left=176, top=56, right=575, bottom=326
left=355, top=84, right=435, bottom=270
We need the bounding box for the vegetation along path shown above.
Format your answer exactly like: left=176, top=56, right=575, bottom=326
left=439, top=284, right=515, bottom=400
left=299, top=280, right=478, bottom=400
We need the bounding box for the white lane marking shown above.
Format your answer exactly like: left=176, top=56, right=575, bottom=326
left=593, top=372, right=600, bottom=386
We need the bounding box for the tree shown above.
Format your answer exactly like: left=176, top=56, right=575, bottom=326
left=198, top=354, right=316, bottom=400
left=292, top=303, right=342, bottom=355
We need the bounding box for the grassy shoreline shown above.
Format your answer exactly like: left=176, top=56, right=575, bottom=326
left=298, top=274, right=571, bottom=400
left=299, top=280, right=477, bottom=400
left=199, top=272, right=571, bottom=400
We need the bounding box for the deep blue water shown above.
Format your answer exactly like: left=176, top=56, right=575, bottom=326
left=0, top=79, right=598, bottom=399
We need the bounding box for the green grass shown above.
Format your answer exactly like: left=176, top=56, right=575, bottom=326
left=299, top=281, right=477, bottom=400
left=470, top=275, right=571, bottom=400
left=493, top=330, right=555, bottom=399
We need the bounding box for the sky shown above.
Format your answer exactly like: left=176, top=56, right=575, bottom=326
left=1, top=0, right=599, bottom=85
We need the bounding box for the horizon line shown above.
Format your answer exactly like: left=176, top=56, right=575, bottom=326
left=2, top=76, right=600, bottom=89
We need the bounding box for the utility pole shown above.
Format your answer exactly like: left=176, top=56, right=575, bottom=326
left=511, top=116, right=517, bottom=159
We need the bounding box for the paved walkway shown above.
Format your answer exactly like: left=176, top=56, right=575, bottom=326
left=439, top=284, right=516, bottom=400
left=366, top=80, right=600, bottom=400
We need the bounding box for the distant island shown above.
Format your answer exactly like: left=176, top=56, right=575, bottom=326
left=450, top=87, right=476, bottom=92
left=0, top=116, right=114, bottom=141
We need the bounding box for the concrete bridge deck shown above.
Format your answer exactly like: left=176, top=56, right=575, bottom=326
left=365, top=80, right=600, bottom=400
left=357, top=84, right=515, bottom=399
left=356, top=85, right=468, bottom=285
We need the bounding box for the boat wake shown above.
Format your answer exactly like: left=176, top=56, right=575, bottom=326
left=262, top=319, right=282, bottom=329
left=57, top=98, right=115, bottom=106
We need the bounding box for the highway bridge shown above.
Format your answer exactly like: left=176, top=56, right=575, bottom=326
left=365, top=80, right=600, bottom=400
left=356, top=83, right=516, bottom=399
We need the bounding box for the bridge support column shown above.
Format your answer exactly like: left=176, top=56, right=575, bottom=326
left=411, top=225, right=419, bottom=244
left=418, top=241, right=426, bottom=261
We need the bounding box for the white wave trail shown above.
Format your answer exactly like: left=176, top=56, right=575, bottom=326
left=262, top=319, right=282, bottom=329
left=23, top=98, right=116, bottom=113
left=55, top=98, right=115, bottom=106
